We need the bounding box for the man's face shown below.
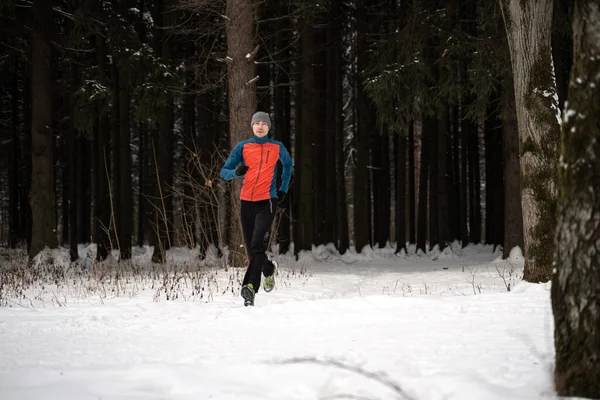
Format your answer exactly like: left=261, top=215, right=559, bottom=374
left=252, top=121, right=269, bottom=138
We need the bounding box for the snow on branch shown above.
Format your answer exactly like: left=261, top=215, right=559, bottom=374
left=216, top=56, right=233, bottom=65
left=246, top=76, right=259, bottom=86
left=245, top=45, right=260, bottom=61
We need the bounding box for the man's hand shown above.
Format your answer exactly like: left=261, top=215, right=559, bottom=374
left=236, top=165, right=249, bottom=176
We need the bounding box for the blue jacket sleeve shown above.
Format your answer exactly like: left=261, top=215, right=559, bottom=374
left=278, top=142, right=293, bottom=193
left=220, top=142, right=244, bottom=181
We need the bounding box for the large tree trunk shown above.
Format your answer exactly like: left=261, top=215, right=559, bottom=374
left=485, top=94, right=505, bottom=248
left=395, top=132, right=407, bottom=254
left=118, top=65, right=133, bottom=260
left=295, top=16, right=316, bottom=255
left=551, top=1, right=600, bottom=396
left=332, top=0, right=348, bottom=254
left=274, top=3, right=292, bottom=254
left=23, top=62, right=33, bottom=251
left=437, top=107, right=450, bottom=252
left=460, top=111, right=472, bottom=246
left=324, top=1, right=340, bottom=248
left=9, top=56, right=20, bottom=248
left=428, top=117, right=439, bottom=250
left=408, top=124, right=416, bottom=244
left=152, top=0, right=175, bottom=263
left=181, top=63, right=196, bottom=249
left=225, top=0, right=256, bottom=265
left=68, top=76, right=78, bottom=261
left=416, top=118, right=431, bottom=254
left=500, top=0, right=561, bottom=282
left=502, top=68, right=524, bottom=258
left=312, top=22, right=327, bottom=247
left=93, top=34, right=111, bottom=262
left=468, top=120, right=481, bottom=244
left=354, top=0, right=373, bottom=253
left=29, top=0, right=57, bottom=258
left=373, top=126, right=391, bottom=249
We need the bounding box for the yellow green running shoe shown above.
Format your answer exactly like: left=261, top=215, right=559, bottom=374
left=263, top=259, right=278, bottom=292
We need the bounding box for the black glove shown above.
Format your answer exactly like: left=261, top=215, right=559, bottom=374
left=235, top=165, right=249, bottom=176
left=277, top=190, right=287, bottom=203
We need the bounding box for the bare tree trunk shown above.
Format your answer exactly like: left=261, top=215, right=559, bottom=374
left=502, top=68, right=524, bottom=258
left=295, top=16, right=316, bottom=254
left=29, top=0, right=57, bottom=258
left=225, top=0, right=256, bottom=265
left=93, top=34, right=111, bottom=262
left=552, top=1, right=600, bottom=396
left=373, top=126, right=391, bottom=249
left=325, top=0, right=340, bottom=249
left=416, top=118, right=431, bottom=254
left=312, top=22, right=327, bottom=247
left=152, top=0, right=175, bottom=263
left=428, top=117, right=439, bottom=250
left=354, top=0, right=373, bottom=253
left=23, top=62, right=33, bottom=252
left=500, top=0, right=560, bottom=282
left=408, top=124, right=415, bottom=244
left=437, top=107, right=450, bottom=252
left=181, top=62, right=196, bottom=249
left=118, top=65, right=133, bottom=260
left=395, top=132, right=407, bottom=254
left=274, top=3, right=292, bottom=254
left=9, top=57, right=20, bottom=248
left=485, top=93, right=504, bottom=248
left=332, top=0, right=348, bottom=254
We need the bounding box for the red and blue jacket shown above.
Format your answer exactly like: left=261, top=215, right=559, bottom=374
left=220, top=135, right=293, bottom=201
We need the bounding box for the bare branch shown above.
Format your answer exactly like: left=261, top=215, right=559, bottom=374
left=246, top=75, right=259, bottom=86
left=216, top=56, right=233, bottom=65
left=245, top=44, right=260, bottom=61
left=275, top=357, right=417, bottom=400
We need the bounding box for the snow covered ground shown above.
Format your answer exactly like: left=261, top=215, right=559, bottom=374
left=0, top=243, right=560, bottom=399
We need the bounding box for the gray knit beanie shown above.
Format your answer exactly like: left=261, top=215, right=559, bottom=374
left=250, top=111, right=271, bottom=130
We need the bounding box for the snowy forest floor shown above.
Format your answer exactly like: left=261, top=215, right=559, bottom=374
left=0, top=242, right=569, bottom=400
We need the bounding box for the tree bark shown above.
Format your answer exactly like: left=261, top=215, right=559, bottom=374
left=274, top=3, right=292, bottom=254
left=408, top=124, right=416, bottom=244
left=332, top=0, right=348, bottom=254
left=485, top=94, right=505, bottom=248
left=225, top=0, right=256, bottom=265
left=181, top=63, right=196, bottom=249
left=295, top=16, right=316, bottom=254
left=152, top=0, right=175, bottom=263
left=500, top=0, right=561, bottom=282
left=416, top=119, right=431, bottom=254
left=437, top=107, right=450, bottom=252
left=93, top=34, right=111, bottom=262
left=502, top=68, right=524, bottom=259
left=118, top=62, right=133, bottom=260
left=29, top=0, right=57, bottom=258
left=354, top=0, right=373, bottom=252
left=468, top=119, right=481, bottom=244
left=312, top=22, right=327, bottom=247
left=325, top=1, right=340, bottom=247
left=395, top=132, right=407, bottom=254
left=552, top=1, right=600, bottom=396
left=428, top=117, right=439, bottom=250
left=373, top=126, right=391, bottom=249
left=9, top=56, right=20, bottom=248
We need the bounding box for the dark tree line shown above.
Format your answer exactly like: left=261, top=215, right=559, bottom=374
left=0, top=0, right=572, bottom=268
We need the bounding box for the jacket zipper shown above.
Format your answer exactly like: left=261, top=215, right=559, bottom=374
left=251, top=144, right=264, bottom=201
